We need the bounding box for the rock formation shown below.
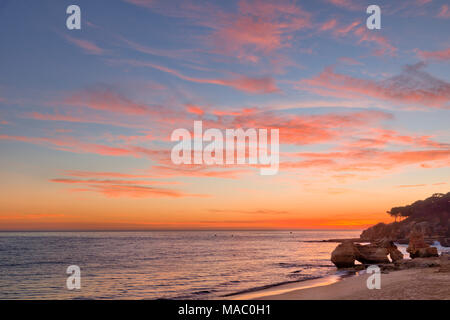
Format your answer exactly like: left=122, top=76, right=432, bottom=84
left=406, top=230, right=439, bottom=258
left=331, top=241, right=359, bottom=268
left=331, top=239, right=402, bottom=268
left=360, top=193, right=450, bottom=243
left=377, top=239, right=404, bottom=262
left=354, top=243, right=390, bottom=264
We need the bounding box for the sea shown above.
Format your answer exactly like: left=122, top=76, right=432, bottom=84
left=0, top=230, right=384, bottom=299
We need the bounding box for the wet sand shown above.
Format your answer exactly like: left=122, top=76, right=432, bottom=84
left=230, top=268, right=450, bottom=300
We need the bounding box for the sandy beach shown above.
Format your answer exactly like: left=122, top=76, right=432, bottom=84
left=229, top=267, right=450, bottom=300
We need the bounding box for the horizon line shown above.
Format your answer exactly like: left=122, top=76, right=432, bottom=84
left=0, top=228, right=363, bottom=232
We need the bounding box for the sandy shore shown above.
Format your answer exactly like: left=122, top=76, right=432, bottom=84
left=230, top=267, right=450, bottom=300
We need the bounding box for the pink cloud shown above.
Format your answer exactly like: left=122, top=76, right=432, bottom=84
left=185, top=104, right=205, bottom=116
left=320, top=19, right=338, bottom=31
left=335, top=20, right=361, bottom=35
left=124, top=0, right=311, bottom=63
left=353, top=26, right=397, bottom=56
left=326, top=0, right=362, bottom=11
left=437, top=4, right=450, bottom=18
left=64, top=35, right=104, bottom=55
left=285, top=149, right=450, bottom=173
left=114, top=59, right=279, bottom=93
left=324, top=19, right=396, bottom=56
left=417, top=48, right=450, bottom=61
left=211, top=1, right=311, bottom=61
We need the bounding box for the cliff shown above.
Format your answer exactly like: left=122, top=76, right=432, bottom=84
left=360, top=192, right=450, bottom=246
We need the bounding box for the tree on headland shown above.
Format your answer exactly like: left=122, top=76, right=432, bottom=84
left=361, top=192, right=450, bottom=240
left=387, top=192, right=449, bottom=222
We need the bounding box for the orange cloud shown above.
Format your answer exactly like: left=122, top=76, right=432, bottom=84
left=51, top=175, right=203, bottom=198
left=397, top=184, right=427, bottom=188
left=63, top=170, right=154, bottom=178
left=71, top=184, right=203, bottom=198
left=151, top=165, right=250, bottom=179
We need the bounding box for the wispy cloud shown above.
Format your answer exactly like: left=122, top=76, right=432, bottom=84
left=417, top=47, right=450, bottom=61
left=299, top=63, right=450, bottom=108
left=123, top=0, right=311, bottom=63
left=112, top=59, right=279, bottom=93
left=51, top=174, right=205, bottom=198
left=64, top=35, right=104, bottom=55
left=325, top=0, right=363, bottom=11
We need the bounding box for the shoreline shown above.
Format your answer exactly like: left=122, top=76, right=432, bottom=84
left=226, top=239, right=450, bottom=300
left=226, top=270, right=361, bottom=300
left=233, top=267, right=450, bottom=300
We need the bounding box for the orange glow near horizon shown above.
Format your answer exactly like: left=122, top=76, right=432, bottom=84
left=0, top=0, right=449, bottom=231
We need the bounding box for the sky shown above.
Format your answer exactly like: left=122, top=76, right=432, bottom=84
left=0, top=0, right=449, bottom=230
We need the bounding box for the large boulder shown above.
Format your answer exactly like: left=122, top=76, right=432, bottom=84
left=355, top=243, right=390, bottom=264
left=407, top=229, right=439, bottom=258
left=331, top=240, right=394, bottom=268
left=331, top=241, right=358, bottom=268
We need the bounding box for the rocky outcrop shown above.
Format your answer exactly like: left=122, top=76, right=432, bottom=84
left=360, top=193, right=450, bottom=243
left=331, top=241, right=359, bottom=268
left=331, top=229, right=442, bottom=268
left=331, top=240, right=398, bottom=268
left=407, top=230, right=439, bottom=258
left=360, top=219, right=450, bottom=242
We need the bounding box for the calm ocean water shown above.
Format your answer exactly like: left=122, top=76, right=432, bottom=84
left=0, top=230, right=361, bottom=299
